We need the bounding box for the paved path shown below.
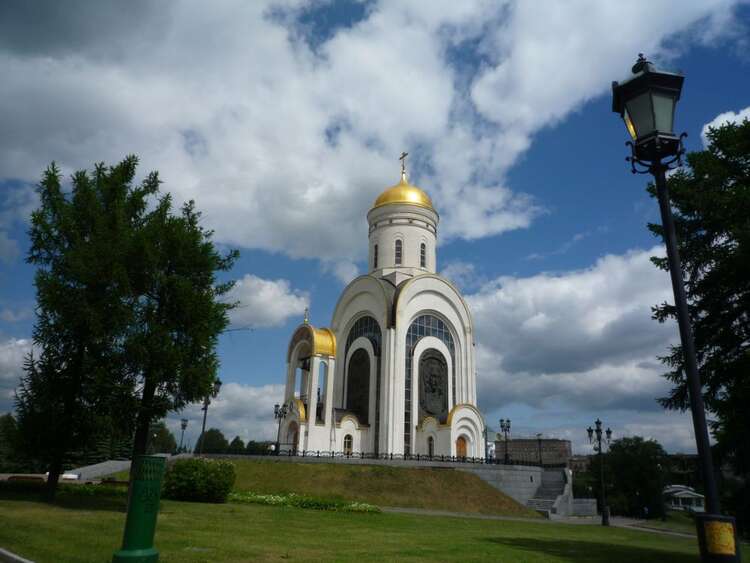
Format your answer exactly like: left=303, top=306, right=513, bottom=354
left=381, top=507, right=699, bottom=539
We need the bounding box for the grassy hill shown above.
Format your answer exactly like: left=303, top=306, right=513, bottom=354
left=230, top=458, right=537, bottom=517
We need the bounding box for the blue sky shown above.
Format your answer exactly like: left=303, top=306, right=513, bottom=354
left=1, top=1, right=749, bottom=453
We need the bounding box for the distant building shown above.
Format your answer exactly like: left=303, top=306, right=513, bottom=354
left=493, top=437, right=572, bottom=466
left=568, top=455, right=591, bottom=473
left=663, top=484, right=705, bottom=512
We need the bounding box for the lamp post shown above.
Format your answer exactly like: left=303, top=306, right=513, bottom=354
left=499, top=419, right=511, bottom=464
left=613, top=55, right=740, bottom=561
left=536, top=433, right=543, bottom=466
left=197, top=378, right=222, bottom=456
left=178, top=418, right=188, bottom=453
left=587, top=419, right=612, bottom=526
left=274, top=402, right=289, bottom=455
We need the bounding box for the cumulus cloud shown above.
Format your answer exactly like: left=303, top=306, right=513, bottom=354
left=701, top=105, right=750, bottom=146
left=0, top=337, right=32, bottom=412
left=0, top=307, right=32, bottom=323
left=167, top=382, right=284, bottom=447
left=0, top=1, right=741, bottom=266
left=469, top=247, right=676, bottom=412
left=227, top=274, right=309, bottom=329
left=440, top=260, right=480, bottom=291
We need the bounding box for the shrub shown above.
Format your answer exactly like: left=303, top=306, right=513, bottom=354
left=162, top=458, right=235, bottom=503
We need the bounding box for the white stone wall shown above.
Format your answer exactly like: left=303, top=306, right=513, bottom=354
left=367, top=203, right=438, bottom=275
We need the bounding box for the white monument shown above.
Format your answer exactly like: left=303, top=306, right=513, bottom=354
left=280, top=155, right=484, bottom=457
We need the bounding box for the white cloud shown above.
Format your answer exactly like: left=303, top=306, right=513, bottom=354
left=168, top=382, right=284, bottom=447
left=0, top=337, right=32, bottom=412
left=0, top=1, right=741, bottom=266
left=0, top=307, right=32, bottom=323
left=440, top=260, right=480, bottom=291
left=469, top=247, right=677, bottom=412
left=227, top=274, right=309, bottom=329
left=701, top=106, right=750, bottom=146
left=321, top=259, right=359, bottom=285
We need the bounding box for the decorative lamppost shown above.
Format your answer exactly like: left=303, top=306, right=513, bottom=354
left=613, top=55, right=740, bottom=561
left=197, top=378, right=222, bottom=456
left=587, top=419, right=612, bottom=526
left=499, top=419, right=511, bottom=464
left=274, top=402, right=289, bottom=456
left=178, top=418, right=188, bottom=452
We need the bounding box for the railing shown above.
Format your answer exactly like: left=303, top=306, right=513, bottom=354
left=258, top=449, right=567, bottom=468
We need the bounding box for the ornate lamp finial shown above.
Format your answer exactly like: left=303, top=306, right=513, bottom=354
left=303, top=307, right=309, bottom=324
left=399, top=151, right=409, bottom=182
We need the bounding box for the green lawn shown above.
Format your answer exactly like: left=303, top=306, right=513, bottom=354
left=2, top=490, right=743, bottom=563
left=230, top=458, right=537, bottom=516
left=630, top=511, right=697, bottom=536
left=108, top=458, right=538, bottom=517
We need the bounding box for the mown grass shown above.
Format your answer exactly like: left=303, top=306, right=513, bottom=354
left=230, top=458, right=538, bottom=517
left=1, top=490, right=737, bottom=563
left=630, top=511, right=698, bottom=535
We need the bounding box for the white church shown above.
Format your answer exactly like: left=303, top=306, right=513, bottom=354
left=280, top=157, right=485, bottom=458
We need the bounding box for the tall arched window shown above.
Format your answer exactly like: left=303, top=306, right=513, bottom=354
left=427, top=436, right=434, bottom=458
left=420, top=243, right=426, bottom=268
left=317, top=362, right=327, bottom=423
left=344, top=434, right=353, bottom=455
left=395, top=239, right=402, bottom=265
left=373, top=244, right=378, bottom=269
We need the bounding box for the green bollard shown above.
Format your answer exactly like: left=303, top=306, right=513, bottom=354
left=113, top=455, right=166, bottom=563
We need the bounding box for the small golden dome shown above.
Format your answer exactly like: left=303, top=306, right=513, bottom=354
left=372, top=173, right=434, bottom=211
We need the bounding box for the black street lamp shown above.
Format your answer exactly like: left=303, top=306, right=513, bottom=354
left=587, top=419, right=612, bottom=526
left=197, top=378, right=222, bottom=456
left=613, top=55, right=740, bottom=561
left=178, top=418, right=188, bottom=452
left=499, top=419, right=511, bottom=464
left=274, top=402, right=289, bottom=455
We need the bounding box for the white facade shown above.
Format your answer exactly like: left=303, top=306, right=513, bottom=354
left=280, top=168, right=485, bottom=458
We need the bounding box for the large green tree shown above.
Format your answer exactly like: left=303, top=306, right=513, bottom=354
left=594, top=437, right=668, bottom=518
left=649, top=119, right=750, bottom=528
left=17, top=160, right=145, bottom=496
left=146, top=421, right=177, bottom=454
left=17, top=156, right=236, bottom=495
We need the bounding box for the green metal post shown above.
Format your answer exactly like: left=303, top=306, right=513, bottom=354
left=113, top=455, right=166, bottom=563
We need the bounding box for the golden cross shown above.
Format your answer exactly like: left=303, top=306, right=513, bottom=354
left=399, top=151, right=408, bottom=177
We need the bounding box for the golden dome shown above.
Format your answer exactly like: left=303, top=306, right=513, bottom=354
left=372, top=173, right=434, bottom=211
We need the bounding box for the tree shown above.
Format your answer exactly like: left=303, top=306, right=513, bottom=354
left=17, top=156, right=236, bottom=496
left=648, top=119, right=750, bottom=529
left=147, top=421, right=177, bottom=454
left=593, top=437, right=668, bottom=518
left=228, top=436, right=245, bottom=454
left=123, top=181, right=237, bottom=462
left=195, top=428, right=229, bottom=454
left=245, top=440, right=273, bottom=455
left=17, top=160, right=145, bottom=497
left=0, top=413, right=25, bottom=472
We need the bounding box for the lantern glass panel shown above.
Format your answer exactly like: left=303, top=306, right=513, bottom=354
left=652, top=92, right=676, bottom=135
left=623, top=109, right=637, bottom=140
left=625, top=92, right=654, bottom=139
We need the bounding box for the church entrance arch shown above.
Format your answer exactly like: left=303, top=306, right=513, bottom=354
left=456, top=436, right=467, bottom=458
left=419, top=348, right=449, bottom=423
left=286, top=421, right=299, bottom=453
left=346, top=348, right=370, bottom=424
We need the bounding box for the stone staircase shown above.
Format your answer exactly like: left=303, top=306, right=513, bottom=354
left=526, top=470, right=566, bottom=517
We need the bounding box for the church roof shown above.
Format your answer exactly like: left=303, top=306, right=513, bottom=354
left=372, top=172, right=434, bottom=211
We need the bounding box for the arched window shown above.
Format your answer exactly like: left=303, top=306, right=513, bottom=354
left=420, top=242, right=426, bottom=268
left=395, top=239, right=402, bottom=265
left=373, top=244, right=378, bottom=269
left=427, top=436, right=434, bottom=458
left=317, top=362, right=327, bottom=423
left=344, top=434, right=353, bottom=455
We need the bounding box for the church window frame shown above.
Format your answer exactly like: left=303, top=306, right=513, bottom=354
left=344, top=434, right=353, bottom=455
left=427, top=436, right=434, bottom=458
left=403, top=314, right=456, bottom=456
left=395, top=239, right=403, bottom=265
left=344, top=316, right=383, bottom=454
left=373, top=244, right=378, bottom=269
left=420, top=242, right=426, bottom=268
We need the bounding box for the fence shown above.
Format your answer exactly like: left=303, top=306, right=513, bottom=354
left=248, top=448, right=566, bottom=468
